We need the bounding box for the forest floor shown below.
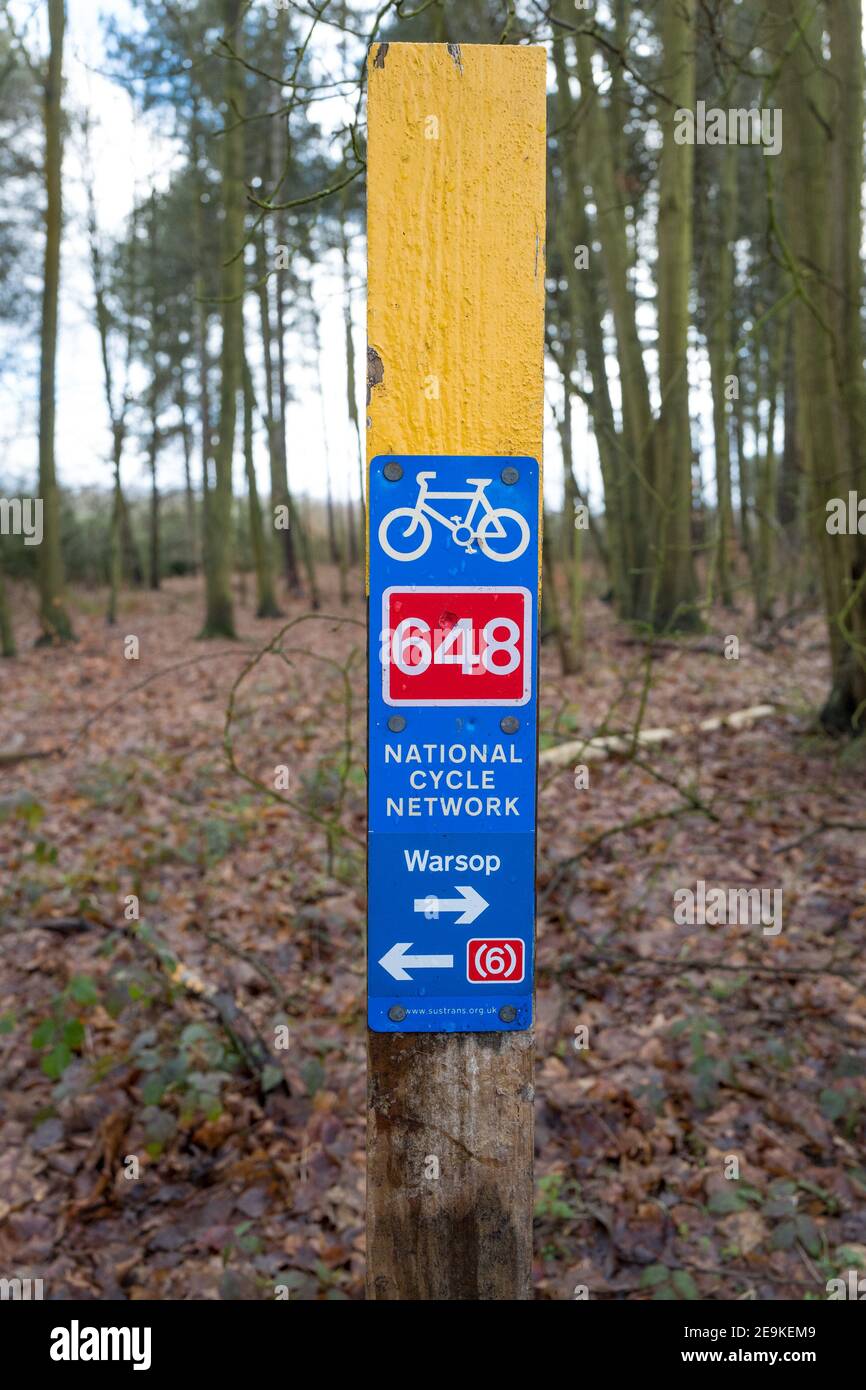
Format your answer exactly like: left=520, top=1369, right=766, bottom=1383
left=1, top=569, right=865, bottom=1300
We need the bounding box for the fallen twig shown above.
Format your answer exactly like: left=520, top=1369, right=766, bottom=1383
left=0, top=746, right=62, bottom=766
left=540, top=705, right=777, bottom=769
left=573, top=948, right=863, bottom=984
left=773, top=818, right=866, bottom=854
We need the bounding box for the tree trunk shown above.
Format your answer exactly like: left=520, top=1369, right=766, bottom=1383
left=340, top=208, right=363, bottom=566
left=560, top=385, right=583, bottom=669
left=779, top=0, right=866, bottom=732
left=0, top=554, right=15, bottom=657
left=707, top=143, right=737, bottom=608
left=107, top=451, right=122, bottom=626
left=551, top=359, right=582, bottom=673
left=242, top=353, right=280, bottom=618
left=828, top=0, right=866, bottom=498
left=193, top=110, right=214, bottom=590
left=83, top=123, right=129, bottom=627
left=295, top=494, right=321, bottom=610
left=119, top=487, right=143, bottom=587
left=325, top=472, right=338, bottom=566
left=256, top=219, right=301, bottom=593
left=541, top=508, right=572, bottom=672
left=734, top=370, right=753, bottom=578
left=778, top=318, right=800, bottom=522
left=312, top=302, right=341, bottom=572
left=147, top=415, right=160, bottom=591
left=146, top=188, right=161, bottom=592
left=177, top=367, right=199, bottom=573
left=345, top=490, right=357, bottom=576
left=754, top=325, right=784, bottom=623
left=200, top=0, right=242, bottom=639
left=610, top=0, right=630, bottom=179
left=36, top=0, right=73, bottom=644
left=269, top=29, right=305, bottom=599
left=652, top=0, right=698, bottom=631
left=550, top=33, right=626, bottom=609
left=826, top=0, right=866, bottom=727
left=574, top=32, right=653, bottom=614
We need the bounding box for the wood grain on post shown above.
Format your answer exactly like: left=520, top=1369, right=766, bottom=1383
left=365, top=42, right=546, bottom=1301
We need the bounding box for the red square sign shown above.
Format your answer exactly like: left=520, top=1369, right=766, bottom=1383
left=382, top=585, right=531, bottom=706
left=467, top=938, right=525, bottom=983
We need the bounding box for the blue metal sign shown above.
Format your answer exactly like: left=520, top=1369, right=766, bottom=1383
left=368, top=455, right=539, bottom=1032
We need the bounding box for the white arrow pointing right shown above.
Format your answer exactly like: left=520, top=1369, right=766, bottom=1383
left=412, top=884, right=489, bottom=925
left=378, top=942, right=454, bottom=981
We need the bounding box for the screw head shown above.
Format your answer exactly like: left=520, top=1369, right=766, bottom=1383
left=383, top=461, right=403, bottom=482
left=500, top=466, right=519, bottom=486
left=500, top=715, right=520, bottom=735
left=499, top=1005, right=518, bottom=1023
left=388, top=1005, right=407, bottom=1023
left=387, top=714, right=406, bottom=733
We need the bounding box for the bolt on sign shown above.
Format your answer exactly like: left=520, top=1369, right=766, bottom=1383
left=368, top=455, right=540, bottom=1031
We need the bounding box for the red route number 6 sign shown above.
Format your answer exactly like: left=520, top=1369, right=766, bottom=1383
left=467, top=938, right=525, bottom=983
left=381, top=585, right=532, bottom=706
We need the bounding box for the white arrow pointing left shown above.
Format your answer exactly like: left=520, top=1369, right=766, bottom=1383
left=413, top=885, right=489, bottom=925
left=378, top=942, right=454, bottom=981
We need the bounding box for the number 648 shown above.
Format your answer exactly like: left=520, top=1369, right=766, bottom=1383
left=381, top=616, right=521, bottom=675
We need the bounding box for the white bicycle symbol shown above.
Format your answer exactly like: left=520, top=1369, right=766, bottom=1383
left=379, top=470, right=530, bottom=563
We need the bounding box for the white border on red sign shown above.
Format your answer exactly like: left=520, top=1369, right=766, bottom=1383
left=381, top=585, right=533, bottom=707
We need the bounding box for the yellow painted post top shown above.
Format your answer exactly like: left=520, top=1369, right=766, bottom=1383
left=366, top=42, right=547, bottom=563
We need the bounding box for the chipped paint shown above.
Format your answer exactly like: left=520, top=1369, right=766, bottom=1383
left=366, top=344, right=384, bottom=406
left=365, top=44, right=547, bottom=594
left=373, top=42, right=389, bottom=69
left=446, top=42, right=463, bottom=74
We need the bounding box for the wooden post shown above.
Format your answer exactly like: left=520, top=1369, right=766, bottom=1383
left=365, top=42, right=546, bottom=1302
